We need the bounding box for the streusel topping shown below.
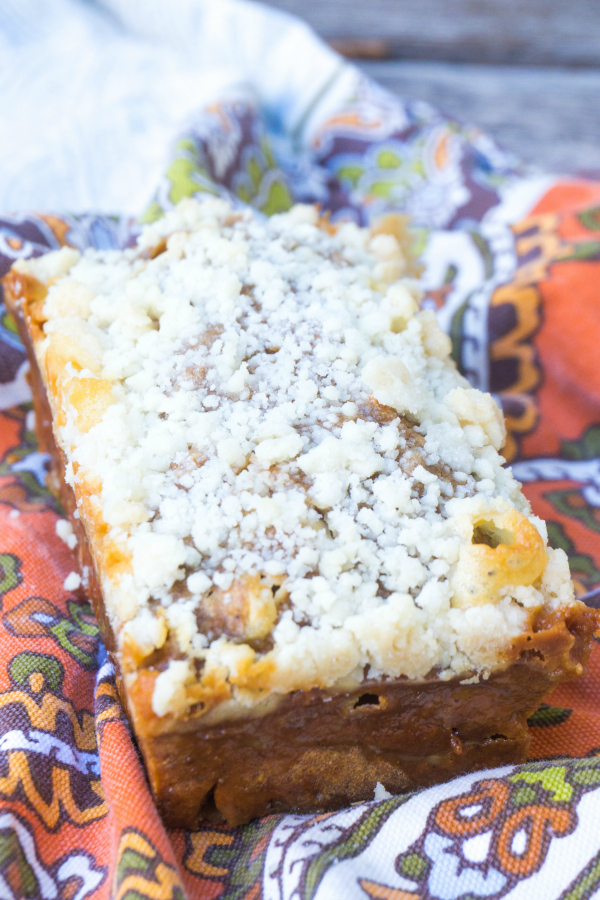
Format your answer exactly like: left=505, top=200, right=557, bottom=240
left=19, top=198, right=575, bottom=716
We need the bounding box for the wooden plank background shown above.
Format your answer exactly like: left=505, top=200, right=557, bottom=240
left=263, top=0, right=600, bottom=175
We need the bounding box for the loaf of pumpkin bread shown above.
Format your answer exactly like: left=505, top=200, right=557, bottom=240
left=4, top=197, right=597, bottom=827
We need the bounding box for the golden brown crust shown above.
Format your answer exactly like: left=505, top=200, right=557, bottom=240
left=129, top=604, right=597, bottom=827
left=5, top=274, right=119, bottom=652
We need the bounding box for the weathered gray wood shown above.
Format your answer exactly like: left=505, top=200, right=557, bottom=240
left=357, top=60, right=600, bottom=175
left=262, top=0, right=600, bottom=68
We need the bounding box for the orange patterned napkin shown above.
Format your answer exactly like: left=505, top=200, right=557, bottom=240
left=1, top=76, right=600, bottom=900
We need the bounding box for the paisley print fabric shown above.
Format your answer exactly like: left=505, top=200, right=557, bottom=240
left=1, top=2, right=600, bottom=898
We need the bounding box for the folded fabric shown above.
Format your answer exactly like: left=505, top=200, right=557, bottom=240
left=1, top=1, right=600, bottom=898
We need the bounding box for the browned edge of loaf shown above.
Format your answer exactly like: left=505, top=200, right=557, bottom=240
left=4, top=267, right=599, bottom=828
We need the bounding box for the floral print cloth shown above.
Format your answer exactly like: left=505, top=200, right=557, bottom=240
left=1, top=1, right=600, bottom=898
